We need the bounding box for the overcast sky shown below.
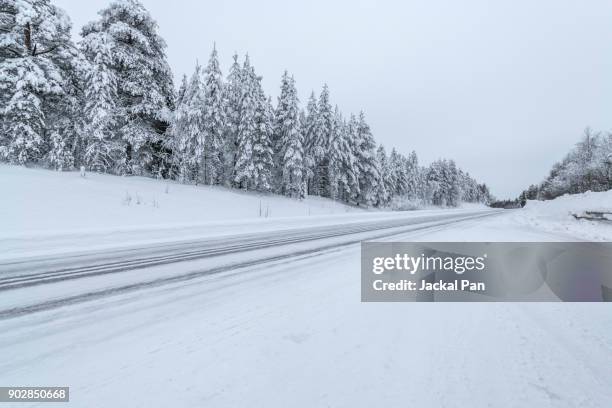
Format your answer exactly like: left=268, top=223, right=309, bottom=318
left=55, top=0, right=612, bottom=198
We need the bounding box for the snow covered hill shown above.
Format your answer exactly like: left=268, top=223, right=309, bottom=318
left=0, top=164, right=366, bottom=235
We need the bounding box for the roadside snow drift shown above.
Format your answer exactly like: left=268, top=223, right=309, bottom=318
left=515, top=191, right=612, bottom=241
left=0, top=164, right=365, bottom=235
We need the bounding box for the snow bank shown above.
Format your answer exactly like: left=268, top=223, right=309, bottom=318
left=391, top=191, right=612, bottom=242
left=0, top=164, right=366, bottom=235
left=512, top=191, right=612, bottom=241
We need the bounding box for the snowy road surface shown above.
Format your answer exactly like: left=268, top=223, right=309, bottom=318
left=1, top=210, right=611, bottom=407
left=0, top=209, right=498, bottom=318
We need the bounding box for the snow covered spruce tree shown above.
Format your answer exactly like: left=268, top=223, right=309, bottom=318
left=425, top=159, right=461, bottom=206
left=376, top=145, right=392, bottom=206
left=80, top=32, right=122, bottom=172
left=405, top=151, right=420, bottom=199
left=328, top=107, right=359, bottom=202
left=353, top=111, right=381, bottom=206
left=301, top=92, right=319, bottom=194
left=80, top=0, right=174, bottom=175
left=444, top=159, right=462, bottom=207
left=256, top=94, right=276, bottom=190
left=233, top=56, right=274, bottom=191
left=0, top=57, right=46, bottom=164
left=163, top=74, right=186, bottom=179
left=389, top=148, right=407, bottom=196
left=201, top=45, right=225, bottom=185
left=232, top=56, right=256, bottom=188
left=302, top=84, right=334, bottom=197
left=453, top=164, right=489, bottom=205
left=274, top=71, right=305, bottom=198
left=327, top=108, right=344, bottom=201
left=223, top=53, right=243, bottom=184
left=168, top=62, right=205, bottom=183
left=0, top=0, right=82, bottom=167
left=372, top=145, right=389, bottom=206
left=311, top=84, right=334, bottom=197
left=176, top=74, right=188, bottom=107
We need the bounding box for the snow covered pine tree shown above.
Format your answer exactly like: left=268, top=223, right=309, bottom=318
left=0, top=0, right=82, bottom=167
left=201, top=45, right=226, bottom=185
left=233, top=56, right=274, bottom=191
left=274, top=71, right=305, bottom=198
left=80, top=0, right=174, bottom=175
left=80, top=32, right=121, bottom=172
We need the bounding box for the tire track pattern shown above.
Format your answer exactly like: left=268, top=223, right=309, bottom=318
left=0, top=211, right=499, bottom=319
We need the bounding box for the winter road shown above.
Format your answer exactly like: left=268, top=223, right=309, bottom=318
left=1, top=209, right=611, bottom=408
left=0, top=209, right=498, bottom=319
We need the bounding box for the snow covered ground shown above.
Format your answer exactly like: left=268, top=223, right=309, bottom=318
left=1, top=165, right=611, bottom=407
left=0, top=164, right=489, bottom=258
left=0, top=164, right=367, bottom=235
left=516, top=191, right=612, bottom=241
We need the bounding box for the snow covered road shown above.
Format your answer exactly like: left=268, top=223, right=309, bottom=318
left=0, top=215, right=611, bottom=407
left=0, top=209, right=499, bottom=319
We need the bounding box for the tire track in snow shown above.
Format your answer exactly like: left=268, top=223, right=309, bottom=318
left=0, top=211, right=499, bottom=291
left=0, top=212, right=499, bottom=320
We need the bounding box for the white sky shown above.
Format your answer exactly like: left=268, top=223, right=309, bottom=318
left=54, top=0, right=612, bottom=198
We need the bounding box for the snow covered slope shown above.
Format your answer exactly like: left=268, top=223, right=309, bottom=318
left=515, top=191, right=612, bottom=240
left=0, top=165, right=496, bottom=259
left=0, top=164, right=365, bottom=235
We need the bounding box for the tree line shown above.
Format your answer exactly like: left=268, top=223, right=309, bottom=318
left=0, top=0, right=492, bottom=208
left=520, top=128, right=612, bottom=202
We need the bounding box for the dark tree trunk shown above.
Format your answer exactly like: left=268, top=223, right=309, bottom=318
left=24, top=22, right=32, bottom=53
